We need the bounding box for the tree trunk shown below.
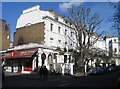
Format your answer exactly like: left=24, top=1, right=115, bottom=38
left=77, top=48, right=85, bottom=73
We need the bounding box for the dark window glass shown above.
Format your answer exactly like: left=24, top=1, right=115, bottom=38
left=64, top=55, right=67, bottom=63
left=54, top=53, right=57, bottom=59
left=58, top=26, right=61, bottom=33
left=50, top=23, right=53, bottom=31
left=65, top=29, right=67, bottom=35
left=114, top=48, right=117, bottom=52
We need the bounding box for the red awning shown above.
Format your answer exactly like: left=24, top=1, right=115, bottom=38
left=15, top=48, right=37, bottom=58
left=2, top=48, right=38, bottom=59
left=2, top=51, right=15, bottom=59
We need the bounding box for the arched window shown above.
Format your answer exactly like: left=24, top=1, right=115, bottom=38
left=48, top=54, right=53, bottom=64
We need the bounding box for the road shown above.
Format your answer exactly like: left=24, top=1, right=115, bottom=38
left=2, top=71, right=120, bottom=88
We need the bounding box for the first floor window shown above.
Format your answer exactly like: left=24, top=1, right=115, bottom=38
left=114, top=48, right=117, bottom=52
left=50, top=38, right=53, bottom=46
left=50, top=23, right=53, bottom=31
left=58, top=40, right=61, bottom=44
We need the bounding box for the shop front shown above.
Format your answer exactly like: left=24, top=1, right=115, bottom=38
left=2, top=48, right=38, bottom=73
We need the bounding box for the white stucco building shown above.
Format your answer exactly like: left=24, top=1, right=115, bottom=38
left=1, top=5, right=120, bottom=75
left=2, top=5, right=76, bottom=75
left=106, top=36, right=120, bottom=65
left=16, top=5, right=76, bottom=50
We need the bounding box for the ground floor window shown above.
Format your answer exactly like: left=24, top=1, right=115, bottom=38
left=23, top=58, right=33, bottom=71
left=3, top=58, right=34, bottom=72
left=64, top=55, right=67, bottom=63
left=5, top=59, right=11, bottom=67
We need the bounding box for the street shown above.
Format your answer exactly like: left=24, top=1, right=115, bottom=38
left=2, top=71, right=120, bottom=88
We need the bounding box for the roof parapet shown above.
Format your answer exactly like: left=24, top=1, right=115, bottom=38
left=23, top=5, right=40, bottom=14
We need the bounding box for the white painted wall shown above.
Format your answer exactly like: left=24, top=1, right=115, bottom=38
left=16, top=5, right=77, bottom=51
left=16, top=5, right=48, bottom=29
left=106, top=37, right=119, bottom=55
left=16, top=5, right=120, bottom=68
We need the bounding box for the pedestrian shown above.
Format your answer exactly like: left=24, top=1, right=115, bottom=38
left=38, top=66, right=44, bottom=80
left=43, top=66, right=48, bottom=80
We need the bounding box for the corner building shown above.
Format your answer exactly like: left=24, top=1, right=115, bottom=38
left=3, top=5, right=76, bottom=74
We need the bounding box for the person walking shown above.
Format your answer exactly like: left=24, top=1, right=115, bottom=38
left=38, top=66, right=44, bottom=80
left=43, top=66, right=48, bottom=80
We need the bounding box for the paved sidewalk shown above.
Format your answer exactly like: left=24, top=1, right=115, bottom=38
left=5, top=72, right=85, bottom=80
left=5, top=72, right=73, bottom=80
left=73, top=72, right=86, bottom=77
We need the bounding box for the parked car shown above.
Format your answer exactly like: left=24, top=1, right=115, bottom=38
left=107, top=66, right=114, bottom=72
left=102, top=67, right=110, bottom=73
left=87, top=67, right=104, bottom=75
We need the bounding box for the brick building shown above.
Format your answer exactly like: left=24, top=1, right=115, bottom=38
left=0, top=19, right=10, bottom=51
left=13, top=22, right=45, bottom=46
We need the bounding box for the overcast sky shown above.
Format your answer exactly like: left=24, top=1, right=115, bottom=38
left=2, top=1, right=117, bottom=41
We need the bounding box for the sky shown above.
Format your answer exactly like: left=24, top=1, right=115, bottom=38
left=1, top=1, right=117, bottom=41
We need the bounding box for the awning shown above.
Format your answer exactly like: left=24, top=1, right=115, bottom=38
left=15, top=48, right=38, bottom=58
left=2, top=48, right=38, bottom=59
left=2, top=51, right=15, bottom=59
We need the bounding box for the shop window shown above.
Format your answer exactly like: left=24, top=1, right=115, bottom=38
left=6, top=59, right=11, bottom=66
left=24, top=59, right=32, bottom=71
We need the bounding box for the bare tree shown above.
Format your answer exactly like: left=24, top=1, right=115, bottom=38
left=68, top=5, right=103, bottom=72
left=109, top=1, right=120, bottom=40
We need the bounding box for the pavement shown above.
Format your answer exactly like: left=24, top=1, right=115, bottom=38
left=73, top=72, right=85, bottom=77
left=5, top=71, right=85, bottom=80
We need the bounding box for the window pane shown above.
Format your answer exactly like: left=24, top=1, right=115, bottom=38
left=50, top=23, right=53, bottom=31
left=58, top=26, right=61, bottom=33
